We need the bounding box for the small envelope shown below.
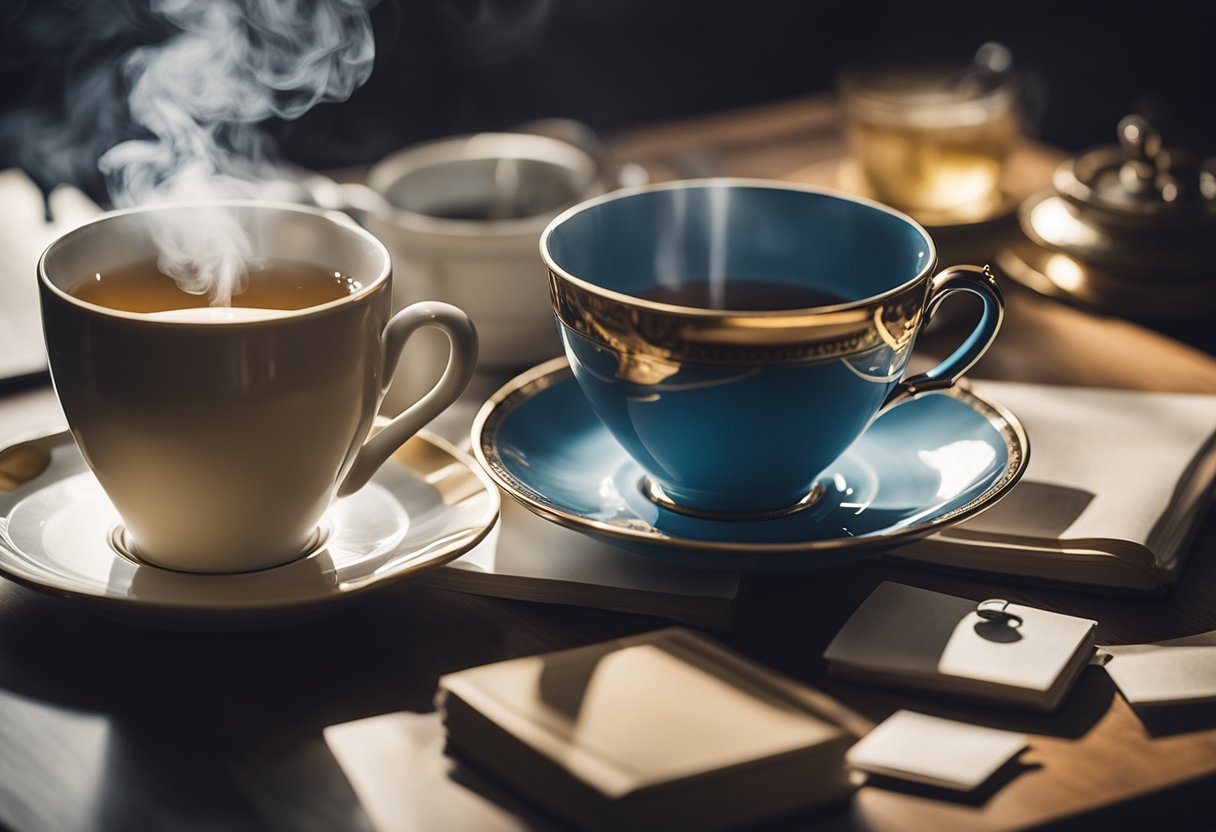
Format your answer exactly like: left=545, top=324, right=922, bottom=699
left=846, top=711, right=1027, bottom=791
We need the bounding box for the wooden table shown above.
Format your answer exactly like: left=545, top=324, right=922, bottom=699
left=3, top=96, right=1216, bottom=831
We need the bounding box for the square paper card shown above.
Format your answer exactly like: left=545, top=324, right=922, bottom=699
left=1103, top=630, right=1216, bottom=706
left=846, top=710, right=1027, bottom=791
left=823, top=582, right=1097, bottom=711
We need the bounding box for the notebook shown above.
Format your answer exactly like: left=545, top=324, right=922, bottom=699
left=895, top=381, right=1216, bottom=592
left=823, top=582, right=1097, bottom=711
left=437, top=627, right=866, bottom=831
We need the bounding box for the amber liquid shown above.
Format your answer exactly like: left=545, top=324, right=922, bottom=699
left=70, top=259, right=363, bottom=314
left=843, top=64, right=1018, bottom=216
left=637, top=279, right=849, bottom=311
left=848, top=103, right=1017, bottom=215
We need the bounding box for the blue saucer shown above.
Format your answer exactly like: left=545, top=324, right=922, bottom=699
left=472, top=358, right=1028, bottom=572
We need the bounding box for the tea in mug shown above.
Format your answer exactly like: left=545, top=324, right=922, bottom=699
left=70, top=259, right=362, bottom=314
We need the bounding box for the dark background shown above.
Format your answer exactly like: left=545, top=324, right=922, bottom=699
left=2, top=0, right=1213, bottom=203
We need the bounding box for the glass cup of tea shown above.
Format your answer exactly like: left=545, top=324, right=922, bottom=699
left=839, top=52, right=1019, bottom=220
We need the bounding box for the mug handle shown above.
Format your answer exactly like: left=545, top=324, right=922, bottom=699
left=881, top=264, right=1005, bottom=411
left=338, top=301, right=478, bottom=497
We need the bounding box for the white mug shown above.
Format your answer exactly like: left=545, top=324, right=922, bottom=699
left=38, top=201, right=478, bottom=573
left=354, top=132, right=602, bottom=409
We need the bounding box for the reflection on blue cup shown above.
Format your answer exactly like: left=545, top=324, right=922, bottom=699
left=541, top=180, right=1003, bottom=518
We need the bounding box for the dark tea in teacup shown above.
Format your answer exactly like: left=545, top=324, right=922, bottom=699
left=638, top=280, right=850, bottom=311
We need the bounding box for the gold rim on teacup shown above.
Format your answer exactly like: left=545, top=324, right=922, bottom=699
left=540, top=179, right=940, bottom=384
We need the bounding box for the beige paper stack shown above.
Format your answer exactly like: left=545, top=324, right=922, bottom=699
left=436, top=628, right=866, bottom=831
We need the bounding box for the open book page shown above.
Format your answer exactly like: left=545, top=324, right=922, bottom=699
left=0, top=171, right=101, bottom=381
left=927, top=381, right=1216, bottom=566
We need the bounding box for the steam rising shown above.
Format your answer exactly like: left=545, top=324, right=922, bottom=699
left=99, top=0, right=375, bottom=304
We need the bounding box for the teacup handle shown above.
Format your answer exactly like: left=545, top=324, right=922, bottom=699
left=338, top=301, right=478, bottom=497
left=882, top=264, right=1005, bottom=410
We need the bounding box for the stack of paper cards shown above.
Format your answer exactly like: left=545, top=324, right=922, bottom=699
left=846, top=711, right=1027, bottom=791
left=824, top=582, right=1097, bottom=711
left=1102, top=630, right=1216, bottom=707
left=437, top=628, right=866, bottom=831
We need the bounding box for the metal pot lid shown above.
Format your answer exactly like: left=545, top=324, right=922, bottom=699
left=1021, top=116, right=1216, bottom=273
left=1056, top=115, right=1216, bottom=220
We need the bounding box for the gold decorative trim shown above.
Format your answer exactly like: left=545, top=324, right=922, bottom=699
left=472, top=358, right=574, bottom=514
left=551, top=273, right=928, bottom=370
left=539, top=179, right=941, bottom=372
left=0, top=442, right=51, bottom=491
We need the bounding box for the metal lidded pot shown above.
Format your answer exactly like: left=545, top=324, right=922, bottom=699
left=998, top=115, right=1216, bottom=320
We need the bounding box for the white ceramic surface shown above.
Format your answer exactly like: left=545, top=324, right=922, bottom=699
left=361, top=133, right=603, bottom=409
left=39, top=202, right=478, bottom=572
left=0, top=428, right=499, bottom=628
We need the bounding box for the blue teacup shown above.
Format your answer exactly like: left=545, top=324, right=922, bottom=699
left=540, top=180, right=1003, bottom=518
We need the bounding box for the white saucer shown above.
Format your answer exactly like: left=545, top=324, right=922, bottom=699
left=0, top=427, right=499, bottom=627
